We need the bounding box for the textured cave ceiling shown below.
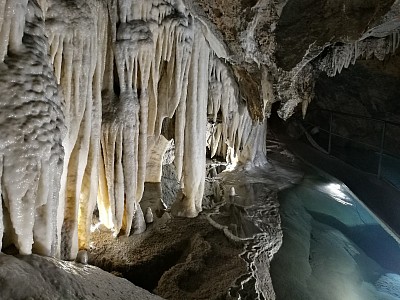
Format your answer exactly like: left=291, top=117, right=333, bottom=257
left=188, top=0, right=400, bottom=119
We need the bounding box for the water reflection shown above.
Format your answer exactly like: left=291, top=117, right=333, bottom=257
left=271, top=169, right=400, bottom=300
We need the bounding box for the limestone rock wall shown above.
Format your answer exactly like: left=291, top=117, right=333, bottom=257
left=188, top=0, right=400, bottom=119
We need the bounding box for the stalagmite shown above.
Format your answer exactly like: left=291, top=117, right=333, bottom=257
left=75, top=249, right=88, bottom=265
left=145, top=207, right=154, bottom=224
left=132, top=202, right=146, bottom=234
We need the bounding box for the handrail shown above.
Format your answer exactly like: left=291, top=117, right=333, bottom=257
left=308, top=108, right=400, bottom=127
left=301, top=108, right=400, bottom=180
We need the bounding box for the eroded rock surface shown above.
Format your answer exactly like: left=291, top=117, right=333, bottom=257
left=0, top=253, right=162, bottom=300
left=188, top=0, right=400, bottom=119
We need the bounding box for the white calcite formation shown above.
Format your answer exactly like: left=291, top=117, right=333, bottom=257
left=316, top=0, right=400, bottom=77
left=207, top=57, right=268, bottom=167
left=145, top=207, right=154, bottom=224
left=145, top=135, right=172, bottom=183
left=44, top=0, right=108, bottom=260
left=0, top=0, right=65, bottom=256
left=0, top=0, right=267, bottom=258
left=232, top=0, right=400, bottom=121
left=316, top=30, right=400, bottom=77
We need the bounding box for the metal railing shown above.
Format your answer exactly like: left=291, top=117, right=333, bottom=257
left=301, top=109, right=400, bottom=180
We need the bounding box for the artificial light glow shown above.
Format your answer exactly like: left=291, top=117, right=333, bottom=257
left=58, top=261, right=79, bottom=275
left=325, top=183, right=353, bottom=206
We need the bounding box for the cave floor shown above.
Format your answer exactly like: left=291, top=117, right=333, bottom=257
left=88, top=212, right=247, bottom=300
left=88, top=139, right=306, bottom=300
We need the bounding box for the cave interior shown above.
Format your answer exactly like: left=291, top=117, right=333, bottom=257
left=0, top=0, right=399, bottom=299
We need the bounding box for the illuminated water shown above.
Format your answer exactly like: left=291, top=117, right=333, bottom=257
left=382, top=154, right=400, bottom=190
left=270, top=167, right=400, bottom=300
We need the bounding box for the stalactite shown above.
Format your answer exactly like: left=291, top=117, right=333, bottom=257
left=0, top=0, right=29, bottom=61
left=206, top=56, right=268, bottom=168
left=101, top=0, right=200, bottom=223
left=77, top=5, right=109, bottom=251
left=0, top=0, right=269, bottom=256
left=98, top=2, right=156, bottom=236
left=0, top=0, right=64, bottom=256
left=45, top=0, right=108, bottom=259
left=171, top=21, right=210, bottom=217
left=317, top=30, right=400, bottom=77
left=145, top=136, right=171, bottom=183
left=100, top=91, right=141, bottom=235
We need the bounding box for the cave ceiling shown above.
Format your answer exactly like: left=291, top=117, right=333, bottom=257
left=187, top=0, right=400, bottom=119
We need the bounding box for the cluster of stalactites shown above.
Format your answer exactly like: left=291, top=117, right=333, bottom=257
left=100, top=0, right=268, bottom=221
left=0, top=0, right=269, bottom=258
left=43, top=0, right=109, bottom=259
left=97, top=0, right=197, bottom=234
left=117, top=0, right=186, bottom=24
left=207, top=57, right=268, bottom=168
left=272, top=28, right=400, bottom=121
left=316, top=30, right=400, bottom=77
left=0, top=0, right=29, bottom=61
left=0, top=0, right=65, bottom=256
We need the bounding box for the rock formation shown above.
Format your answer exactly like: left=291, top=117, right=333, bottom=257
left=0, top=0, right=399, bottom=298
left=0, top=0, right=268, bottom=260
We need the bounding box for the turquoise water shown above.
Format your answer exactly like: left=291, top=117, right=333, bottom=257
left=382, top=154, right=400, bottom=191
left=270, top=167, right=400, bottom=300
